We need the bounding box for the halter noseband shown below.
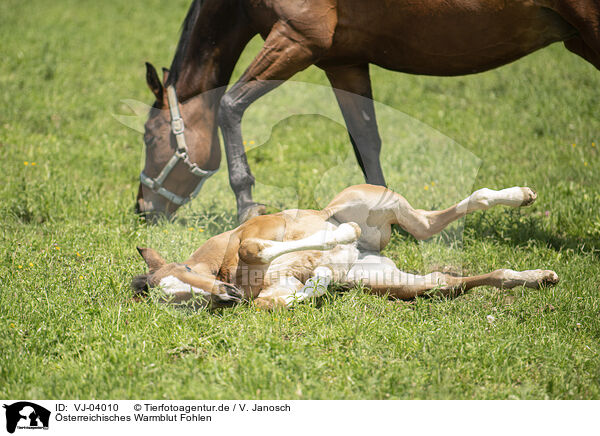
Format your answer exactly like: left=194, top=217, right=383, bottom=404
left=140, top=85, right=218, bottom=206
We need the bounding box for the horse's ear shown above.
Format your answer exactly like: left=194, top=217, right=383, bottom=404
left=136, top=246, right=166, bottom=272
left=145, top=62, right=163, bottom=102
left=162, top=67, right=170, bottom=85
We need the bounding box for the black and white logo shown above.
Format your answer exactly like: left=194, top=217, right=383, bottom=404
left=3, top=402, right=50, bottom=434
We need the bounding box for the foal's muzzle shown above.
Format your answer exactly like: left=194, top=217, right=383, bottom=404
left=210, top=282, right=244, bottom=307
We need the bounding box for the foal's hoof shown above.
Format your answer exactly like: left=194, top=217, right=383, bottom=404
left=520, top=187, right=537, bottom=207
left=524, top=269, right=559, bottom=289
left=211, top=282, right=244, bottom=307
left=539, top=270, right=559, bottom=287
left=238, top=203, right=267, bottom=223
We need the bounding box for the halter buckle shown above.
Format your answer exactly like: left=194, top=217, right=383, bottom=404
left=171, top=116, right=184, bottom=135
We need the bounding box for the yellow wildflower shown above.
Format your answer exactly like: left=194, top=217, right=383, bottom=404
left=28, top=262, right=33, bottom=267
left=424, top=185, right=429, bottom=191
left=24, top=161, right=28, bottom=166
left=18, top=265, right=22, bottom=269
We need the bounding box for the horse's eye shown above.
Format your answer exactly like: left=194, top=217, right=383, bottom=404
left=144, top=133, right=156, bottom=148
left=184, top=265, right=192, bottom=272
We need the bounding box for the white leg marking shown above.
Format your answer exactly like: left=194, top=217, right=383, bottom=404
left=456, top=187, right=536, bottom=213
left=259, top=222, right=361, bottom=262
left=499, top=269, right=559, bottom=288
left=159, top=275, right=211, bottom=298
left=283, top=267, right=333, bottom=306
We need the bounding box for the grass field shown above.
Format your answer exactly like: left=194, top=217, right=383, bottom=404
left=1, top=0, right=599, bottom=399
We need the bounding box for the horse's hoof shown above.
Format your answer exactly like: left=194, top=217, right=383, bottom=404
left=238, top=203, right=266, bottom=223
left=520, top=187, right=537, bottom=207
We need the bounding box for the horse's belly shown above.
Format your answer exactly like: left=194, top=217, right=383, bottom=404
left=327, top=0, right=575, bottom=75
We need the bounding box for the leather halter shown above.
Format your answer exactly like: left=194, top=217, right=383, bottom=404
left=140, top=85, right=218, bottom=206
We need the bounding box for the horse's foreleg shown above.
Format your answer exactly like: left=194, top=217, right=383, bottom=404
left=325, top=64, right=386, bottom=186
left=218, top=21, right=323, bottom=223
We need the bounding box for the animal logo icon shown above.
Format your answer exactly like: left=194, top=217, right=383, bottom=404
left=3, top=402, right=50, bottom=434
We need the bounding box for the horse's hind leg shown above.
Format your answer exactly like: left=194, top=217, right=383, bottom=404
left=325, top=64, right=386, bottom=186
left=555, top=1, right=600, bottom=69
left=348, top=254, right=559, bottom=300
left=565, top=36, right=600, bottom=69
left=218, top=19, right=334, bottom=223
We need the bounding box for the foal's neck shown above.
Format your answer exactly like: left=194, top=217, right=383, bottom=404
left=186, top=230, right=238, bottom=276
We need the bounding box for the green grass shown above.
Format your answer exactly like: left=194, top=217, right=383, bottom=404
left=1, top=0, right=599, bottom=399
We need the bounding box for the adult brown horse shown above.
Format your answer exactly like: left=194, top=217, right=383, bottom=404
left=136, top=0, right=600, bottom=222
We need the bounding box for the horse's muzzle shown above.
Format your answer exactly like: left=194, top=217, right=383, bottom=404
left=135, top=197, right=174, bottom=223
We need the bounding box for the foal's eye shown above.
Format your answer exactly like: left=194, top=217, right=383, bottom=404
left=184, top=265, right=192, bottom=272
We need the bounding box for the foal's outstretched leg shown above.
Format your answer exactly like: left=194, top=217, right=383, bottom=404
left=367, top=268, right=559, bottom=299
left=397, top=186, right=537, bottom=241
left=347, top=254, right=559, bottom=300
left=325, top=185, right=537, bottom=251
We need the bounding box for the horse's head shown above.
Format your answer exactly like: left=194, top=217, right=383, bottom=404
left=132, top=246, right=243, bottom=308
left=136, top=63, right=221, bottom=221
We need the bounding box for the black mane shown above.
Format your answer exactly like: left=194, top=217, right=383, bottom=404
left=165, top=0, right=204, bottom=87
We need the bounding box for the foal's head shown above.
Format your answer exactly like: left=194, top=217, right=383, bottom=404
left=132, top=246, right=242, bottom=308
left=135, top=63, right=221, bottom=221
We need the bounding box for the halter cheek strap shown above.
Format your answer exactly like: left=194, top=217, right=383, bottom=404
left=140, top=85, right=218, bottom=206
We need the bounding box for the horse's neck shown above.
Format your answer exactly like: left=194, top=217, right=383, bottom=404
left=174, top=0, right=255, bottom=102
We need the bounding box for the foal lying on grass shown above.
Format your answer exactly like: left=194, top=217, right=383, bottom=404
left=132, top=184, right=558, bottom=309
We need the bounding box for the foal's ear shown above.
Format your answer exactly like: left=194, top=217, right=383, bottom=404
left=145, top=62, right=163, bottom=102
left=136, top=246, right=166, bottom=272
